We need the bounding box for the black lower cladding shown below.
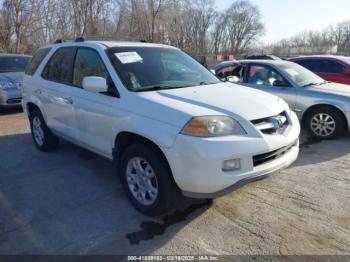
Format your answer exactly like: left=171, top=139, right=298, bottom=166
left=253, top=141, right=296, bottom=167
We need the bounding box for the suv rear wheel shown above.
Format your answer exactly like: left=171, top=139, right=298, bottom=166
left=119, top=142, right=181, bottom=216
left=29, top=109, right=59, bottom=151
left=305, top=106, right=345, bottom=139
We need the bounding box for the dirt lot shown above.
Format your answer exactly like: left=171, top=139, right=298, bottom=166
left=0, top=109, right=349, bottom=255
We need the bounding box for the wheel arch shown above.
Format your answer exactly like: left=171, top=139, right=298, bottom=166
left=302, top=103, right=348, bottom=130
left=113, top=131, right=180, bottom=189
left=113, top=131, right=169, bottom=165
left=26, top=102, right=40, bottom=116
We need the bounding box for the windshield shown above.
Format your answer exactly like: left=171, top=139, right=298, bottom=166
left=279, top=62, right=325, bottom=87
left=107, top=47, right=220, bottom=91
left=0, top=56, right=32, bottom=73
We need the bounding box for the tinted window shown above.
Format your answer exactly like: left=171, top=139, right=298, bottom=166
left=26, top=48, right=51, bottom=75
left=0, top=56, right=32, bottom=73
left=42, top=47, right=75, bottom=84
left=294, top=60, right=319, bottom=72
left=73, top=48, right=109, bottom=87
left=107, top=47, right=219, bottom=91
left=295, top=59, right=345, bottom=74
left=247, top=64, right=289, bottom=87
left=320, top=60, right=345, bottom=74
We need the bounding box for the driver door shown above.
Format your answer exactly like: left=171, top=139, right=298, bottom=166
left=241, top=63, right=297, bottom=110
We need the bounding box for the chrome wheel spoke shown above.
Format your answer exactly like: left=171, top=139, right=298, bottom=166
left=311, top=113, right=336, bottom=137
left=126, top=157, right=158, bottom=206
left=32, top=116, right=44, bottom=146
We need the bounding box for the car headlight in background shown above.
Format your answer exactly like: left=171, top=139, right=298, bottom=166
left=181, top=116, right=246, bottom=137
left=0, top=81, right=16, bottom=90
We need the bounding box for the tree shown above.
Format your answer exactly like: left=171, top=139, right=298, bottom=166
left=212, top=0, right=264, bottom=56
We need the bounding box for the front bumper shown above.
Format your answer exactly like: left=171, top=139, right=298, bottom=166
left=162, top=111, right=300, bottom=198
left=0, top=88, right=22, bottom=107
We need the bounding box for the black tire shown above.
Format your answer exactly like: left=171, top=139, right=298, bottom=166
left=119, top=142, right=181, bottom=216
left=305, top=106, right=346, bottom=139
left=29, top=108, right=59, bottom=151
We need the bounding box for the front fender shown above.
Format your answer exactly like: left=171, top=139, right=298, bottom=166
left=111, top=113, right=182, bottom=149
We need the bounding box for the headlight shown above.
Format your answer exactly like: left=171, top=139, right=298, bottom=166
left=181, top=116, right=246, bottom=137
left=0, top=81, right=15, bottom=89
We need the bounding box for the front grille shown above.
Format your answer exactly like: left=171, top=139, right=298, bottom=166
left=253, top=143, right=295, bottom=167
left=251, top=111, right=289, bottom=135
left=7, top=98, right=21, bottom=104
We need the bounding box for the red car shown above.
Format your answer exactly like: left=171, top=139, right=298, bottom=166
left=289, top=55, right=350, bottom=85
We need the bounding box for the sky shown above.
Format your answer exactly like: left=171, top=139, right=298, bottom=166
left=215, top=0, right=350, bottom=44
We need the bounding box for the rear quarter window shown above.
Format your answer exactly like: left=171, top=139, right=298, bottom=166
left=25, top=48, right=51, bottom=76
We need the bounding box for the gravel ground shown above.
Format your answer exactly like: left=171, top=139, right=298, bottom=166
left=0, top=109, right=349, bottom=255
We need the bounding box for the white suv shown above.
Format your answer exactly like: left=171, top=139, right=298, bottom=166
left=22, top=40, right=300, bottom=215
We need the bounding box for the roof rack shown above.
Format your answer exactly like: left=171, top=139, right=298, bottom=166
left=139, top=39, right=147, bottom=43
left=75, top=37, right=85, bottom=42
left=53, top=39, right=63, bottom=44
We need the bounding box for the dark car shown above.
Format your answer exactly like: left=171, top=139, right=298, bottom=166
left=245, top=55, right=282, bottom=60
left=0, top=54, right=32, bottom=109
left=289, top=55, right=350, bottom=85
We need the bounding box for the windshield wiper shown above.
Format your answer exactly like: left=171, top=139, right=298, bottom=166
left=301, top=82, right=322, bottom=87
left=199, top=81, right=217, bottom=85
left=135, top=85, right=196, bottom=92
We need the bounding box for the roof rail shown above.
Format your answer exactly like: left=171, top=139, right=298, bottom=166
left=53, top=39, right=63, bottom=44
left=75, top=37, right=85, bottom=42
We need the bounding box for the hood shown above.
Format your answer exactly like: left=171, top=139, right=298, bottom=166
left=133, top=82, right=287, bottom=127
left=0, top=72, right=25, bottom=83
left=307, top=82, right=350, bottom=97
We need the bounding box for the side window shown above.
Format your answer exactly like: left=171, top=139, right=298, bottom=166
left=217, top=65, right=242, bottom=83
left=320, top=60, right=345, bottom=74
left=247, top=64, right=288, bottom=87
left=295, top=60, right=319, bottom=72
left=73, top=48, right=109, bottom=87
left=26, top=48, right=51, bottom=76
left=42, top=47, right=75, bottom=84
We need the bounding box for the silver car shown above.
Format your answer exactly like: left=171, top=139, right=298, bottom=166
left=214, top=60, right=350, bottom=139
left=0, top=54, right=32, bottom=110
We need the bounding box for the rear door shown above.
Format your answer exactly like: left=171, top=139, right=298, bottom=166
left=241, top=63, right=297, bottom=109
left=39, top=47, right=78, bottom=140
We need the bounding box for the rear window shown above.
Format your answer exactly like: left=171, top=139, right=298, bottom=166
left=26, top=48, right=51, bottom=75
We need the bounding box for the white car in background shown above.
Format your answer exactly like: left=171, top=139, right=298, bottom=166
left=22, top=40, right=300, bottom=215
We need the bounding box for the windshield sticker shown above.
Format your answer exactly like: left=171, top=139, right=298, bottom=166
left=115, top=52, right=143, bottom=64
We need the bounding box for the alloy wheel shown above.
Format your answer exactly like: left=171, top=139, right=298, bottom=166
left=126, top=157, right=159, bottom=206
left=32, top=116, right=44, bottom=146
left=310, top=113, right=336, bottom=137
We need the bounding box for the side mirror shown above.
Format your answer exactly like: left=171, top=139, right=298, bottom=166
left=82, top=76, right=108, bottom=93
left=273, top=79, right=289, bottom=87
left=343, top=69, right=350, bottom=76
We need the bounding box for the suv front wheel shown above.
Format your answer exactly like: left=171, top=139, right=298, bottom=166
left=119, top=142, right=181, bottom=216
left=29, top=108, right=59, bottom=151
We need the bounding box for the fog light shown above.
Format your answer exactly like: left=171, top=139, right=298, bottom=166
left=222, top=159, right=241, bottom=171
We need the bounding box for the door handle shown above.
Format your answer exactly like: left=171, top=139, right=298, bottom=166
left=34, top=89, right=42, bottom=95
left=63, top=97, right=74, bottom=104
